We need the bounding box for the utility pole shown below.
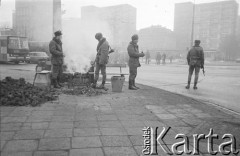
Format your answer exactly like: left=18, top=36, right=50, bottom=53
left=190, top=0, right=196, bottom=48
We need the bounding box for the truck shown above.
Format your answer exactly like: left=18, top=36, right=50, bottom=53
left=0, top=36, right=30, bottom=64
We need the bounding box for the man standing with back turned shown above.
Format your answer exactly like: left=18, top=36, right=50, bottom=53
left=186, top=40, right=204, bottom=90
left=128, top=34, right=145, bottom=90
left=49, top=31, right=64, bottom=89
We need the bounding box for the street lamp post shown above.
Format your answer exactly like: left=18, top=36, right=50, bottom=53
left=190, top=0, right=196, bottom=48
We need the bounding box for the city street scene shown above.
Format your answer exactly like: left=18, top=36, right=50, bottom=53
left=0, top=0, right=240, bottom=156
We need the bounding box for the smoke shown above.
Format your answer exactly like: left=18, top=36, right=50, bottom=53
left=62, top=18, right=111, bottom=73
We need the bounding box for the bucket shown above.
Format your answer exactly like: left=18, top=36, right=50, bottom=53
left=34, top=72, right=51, bottom=89
left=111, top=76, right=125, bottom=92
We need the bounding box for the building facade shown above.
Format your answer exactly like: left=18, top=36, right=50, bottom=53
left=174, top=0, right=239, bottom=52
left=237, top=16, right=240, bottom=38
left=81, top=4, right=137, bottom=51
left=174, top=2, right=194, bottom=52
left=138, top=25, right=176, bottom=53
left=0, top=28, right=16, bottom=36
left=14, top=0, right=61, bottom=42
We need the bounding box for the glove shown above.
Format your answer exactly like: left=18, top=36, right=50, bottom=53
left=141, top=52, right=145, bottom=57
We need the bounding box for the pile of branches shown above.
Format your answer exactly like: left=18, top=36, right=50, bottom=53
left=62, top=86, right=104, bottom=96
left=0, top=77, right=57, bottom=107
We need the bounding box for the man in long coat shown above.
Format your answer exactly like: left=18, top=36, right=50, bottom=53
left=49, top=31, right=64, bottom=88
left=127, top=34, right=145, bottom=90
left=93, top=33, right=109, bottom=89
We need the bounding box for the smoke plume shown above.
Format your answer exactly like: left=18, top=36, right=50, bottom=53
left=62, top=18, right=111, bottom=73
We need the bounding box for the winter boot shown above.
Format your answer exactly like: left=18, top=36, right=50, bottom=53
left=57, top=77, right=63, bottom=87
left=99, top=83, right=108, bottom=91
left=185, top=81, right=190, bottom=89
left=133, top=80, right=139, bottom=89
left=129, top=80, right=137, bottom=90
left=193, top=82, right=198, bottom=90
left=53, top=79, right=61, bottom=89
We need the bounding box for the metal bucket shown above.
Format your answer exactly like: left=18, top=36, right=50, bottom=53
left=111, top=76, right=125, bottom=92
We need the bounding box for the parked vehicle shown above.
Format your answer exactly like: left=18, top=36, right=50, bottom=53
left=236, top=58, right=240, bottom=63
left=0, top=35, right=30, bottom=64
left=28, top=52, right=49, bottom=64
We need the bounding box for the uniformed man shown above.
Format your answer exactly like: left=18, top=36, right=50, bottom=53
left=49, top=31, right=64, bottom=88
left=156, top=52, right=161, bottom=65
left=128, top=34, right=145, bottom=90
left=162, top=53, right=166, bottom=64
left=186, top=40, right=204, bottom=89
left=93, top=33, right=109, bottom=89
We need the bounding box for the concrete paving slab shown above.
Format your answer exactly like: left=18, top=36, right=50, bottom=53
left=74, top=121, right=98, bottom=128
left=98, top=121, right=122, bottom=128
left=49, top=122, right=73, bottom=129
left=72, top=136, right=102, bottom=148
left=52, top=115, right=75, bottom=122
left=125, top=127, right=144, bottom=135
left=129, top=135, right=144, bottom=146
left=3, top=140, right=38, bottom=152
left=100, top=128, right=128, bottom=136
left=103, top=147, right=138, bottom=156
left=44, top=129, right=73, bottom=138
left=1, top=123, right=22, bottom=131
left=0, top=132, right=15, bottom=140
left=1, top=117, right=27, bottom=123
left=38, top=138, right=70, bottom=150
left=14, top=130, right=44, bottom=139
left=97, top=115, right=118, bottom=121
left=70, top=148, right=104, bottom=156
left=31, top=122, right=49, bottom=129
left=0, top=151, right=33, bottom=156
left=100, top=136, right=132, bottom=147
left=33, top=150, right=68, bottom=156
left=74, top=128, right=101, bottom=137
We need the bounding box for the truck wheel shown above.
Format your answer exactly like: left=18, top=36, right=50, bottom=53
left=14, top=61, right=19, bottom=64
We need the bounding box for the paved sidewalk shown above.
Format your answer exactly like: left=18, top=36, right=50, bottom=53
left=1, top=84, right=240, bottom=156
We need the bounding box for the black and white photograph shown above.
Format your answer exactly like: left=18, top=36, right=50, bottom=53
left=0, top=0, right=240, bottom=155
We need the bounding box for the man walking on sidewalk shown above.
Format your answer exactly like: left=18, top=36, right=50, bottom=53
left=186, top=40, right=204, bottom=90
left=49, top=30, right=64, bottom=88
left=92, top=33, right=109, bottom=89
left=127, top=34, right=145, bottom=90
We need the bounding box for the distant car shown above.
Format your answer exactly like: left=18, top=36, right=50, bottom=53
left=28, top=52, right=49, bottom=63
left=236, top=58, right=240, bottom=63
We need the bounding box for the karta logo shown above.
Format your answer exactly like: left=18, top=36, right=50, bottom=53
left=142, top=127, right=239, bottom=155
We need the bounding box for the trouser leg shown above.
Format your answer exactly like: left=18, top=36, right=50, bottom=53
left=129, top=67, right=137, bottom=90
left=52, top=65, right=60, bottom=88
left=188, top=65, right=194, bottom=84
left=57, top=65, right=63, bottom=86
left=100, top=64, right=106, bottom=85
left=186, top=65, right=194, bottom=89
left=194, top=66, right=200, bottom=85
left=94, top=63, right=100, bottom=83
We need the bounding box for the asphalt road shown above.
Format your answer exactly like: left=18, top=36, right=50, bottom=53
left=1, top=62, right=240, bottom=114
left=136, top=63, right=240, bottom=114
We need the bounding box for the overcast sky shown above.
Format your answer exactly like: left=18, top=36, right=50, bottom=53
left=0, top=0, right=239, bottom=30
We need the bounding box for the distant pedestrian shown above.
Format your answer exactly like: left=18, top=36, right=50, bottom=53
left=162, top=53, right=166, bottom=64
left=49, top=30, right=64, bottom=88
left=156, top=52, right=161, bottom=65
left=186, top=40, right=204, bottom=90
left=145, top=51, right=150, bottom=64
left=169, top=56, right=173, bottom=63
left=128, top=34, right=145, bottom=90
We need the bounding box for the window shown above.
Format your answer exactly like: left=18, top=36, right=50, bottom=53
left=1, top=40, right=7, bottom=47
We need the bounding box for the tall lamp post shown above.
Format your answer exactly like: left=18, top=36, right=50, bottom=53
left=190, top=0, right=196, bottom=48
